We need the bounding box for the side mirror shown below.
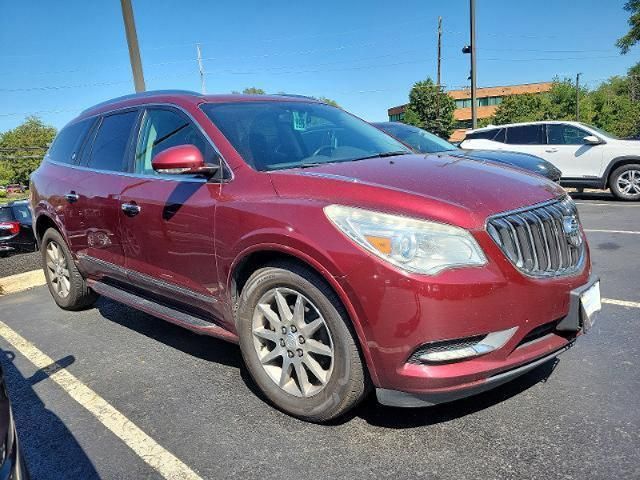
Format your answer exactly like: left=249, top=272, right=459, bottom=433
left=583, top=135, right=602, bottom=145
left=151, top=145, right=220, bottom=177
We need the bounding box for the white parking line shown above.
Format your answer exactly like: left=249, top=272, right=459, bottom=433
left=584, top=229, right=640, bottom=235
left=575, top=202, right=640, bottom=207
left=603, top=298, right=640, bottom=309
left=0, top=320, right=202, bottom=480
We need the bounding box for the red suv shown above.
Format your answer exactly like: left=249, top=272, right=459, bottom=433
left=30, top=91, right=601, bottom=421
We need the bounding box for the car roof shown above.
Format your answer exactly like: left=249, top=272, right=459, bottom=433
left=77, top=90, right=322, bottom=121
left=468, top=120, right=586, bottom=133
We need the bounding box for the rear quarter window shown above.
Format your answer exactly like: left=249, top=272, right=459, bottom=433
left=47, top=118, right=95, bottom=164
left=465, top=129, right=499, bottom=141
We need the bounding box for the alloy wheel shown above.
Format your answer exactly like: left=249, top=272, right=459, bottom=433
left=46, top=240, right=71, bottom=298
left=617, top=169, right=640, bottom=196
left=251, top=287, right=334, bottom=397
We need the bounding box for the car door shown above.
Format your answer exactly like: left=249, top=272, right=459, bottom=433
left=543, top=123, right=604, bottom=178
left=118, top=106, right=226, bottom=323
left=73, top=109, right=140, bottom=284
left=501, top=124, right=548, bottom=158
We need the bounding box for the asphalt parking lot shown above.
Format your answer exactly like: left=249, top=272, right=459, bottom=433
left=0, top=193, right=639, bottom=480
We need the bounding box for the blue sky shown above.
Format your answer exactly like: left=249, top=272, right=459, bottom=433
left=0, top=0, right=637, bottom=132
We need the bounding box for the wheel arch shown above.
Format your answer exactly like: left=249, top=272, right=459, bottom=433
left=228, top=244, right=380, bottom=385
left=603, top=156, right=640, bottom=188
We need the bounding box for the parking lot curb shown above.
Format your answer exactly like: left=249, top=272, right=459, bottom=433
left=0, top=269, right=46, bottom=295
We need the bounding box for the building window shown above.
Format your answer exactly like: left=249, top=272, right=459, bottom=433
left=488, top=96, right=503, bottom=106
left=388, top=113, right=405, bottom=122
left=478, top=97, right=489, bottom=107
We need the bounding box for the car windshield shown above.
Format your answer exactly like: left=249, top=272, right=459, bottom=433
left=580, top=123, right=619, bottom=140
left=11, top=204, right=31, bottom=221
left=201, top=101, right=411, bottom=171
left=374, top=123, right=458, bottom=154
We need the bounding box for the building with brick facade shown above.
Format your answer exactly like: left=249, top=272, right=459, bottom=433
left=387, top=81, right=553, bottom=142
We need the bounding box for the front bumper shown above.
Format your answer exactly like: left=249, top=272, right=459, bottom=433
left=337, top=228, right=594, bottom=405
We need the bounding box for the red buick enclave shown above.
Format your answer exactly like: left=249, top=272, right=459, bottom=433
left=29, top=91, right=601, bottom=421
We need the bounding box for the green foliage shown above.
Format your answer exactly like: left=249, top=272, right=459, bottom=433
left=0, top=190, right=6, bottom=199
left=490, top=66, right=640, bottom=138
left=617, top=0, right=640, bottom=54
left=241, top=87, right=266, bottom=95
left=403, top=78, right=455, bottom=139
left=0, top=162, right=14, bottom=186
left=315, top=97, right=340, bottom=107
left=0, top=116, right=56, bottom=185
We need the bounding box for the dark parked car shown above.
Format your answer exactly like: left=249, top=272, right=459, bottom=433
left=30, top=91, right=599, bottom=422
left=0, top=362, right=30, bottom=479
left=373, top=121, right=562, bottom=182
left=0, top=201, right=36, bottom=256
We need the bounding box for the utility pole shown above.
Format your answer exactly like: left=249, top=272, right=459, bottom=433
left=575, top=72, right=582, bottom=121
left=196, top=43, right=206, bottom=94
left=120, top=0, right=146, bottom=93
left=437, top=17, right=442, bottom=88
left=436, top=16, right=443, bottom=121
left=469, top=0, right=477, bottom=129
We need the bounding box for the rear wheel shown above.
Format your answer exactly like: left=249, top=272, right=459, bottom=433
left=237, top=261, right=367, bottom=422
left=41, top=228, right=97, bottom=310
left=610, top=164, right=640, bottom=201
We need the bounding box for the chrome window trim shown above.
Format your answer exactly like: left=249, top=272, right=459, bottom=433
left=45, top=101, right=233, bottom=183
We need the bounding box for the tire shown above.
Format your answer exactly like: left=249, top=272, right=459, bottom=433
left=237, top=261, right=368, bottom=422
left=41, top=228, right=98, bottom=310
left=610, top=163, right=640, bottom=201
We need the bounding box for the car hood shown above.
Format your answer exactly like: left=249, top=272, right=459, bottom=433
left=269, top=153, right=565, bottom=230
left=456, top=149, right=561, bottom=177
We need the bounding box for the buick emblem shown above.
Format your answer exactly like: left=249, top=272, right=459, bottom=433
left=562, top=215, right=582, bottom=247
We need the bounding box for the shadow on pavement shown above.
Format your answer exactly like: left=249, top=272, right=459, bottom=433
left=354, top=359, right=559, bottom=429
left=0, top=350, right=100, bottom=479
left=568, top=191, right=616, bottom=201
left=95, top=297, right=243, bottom=369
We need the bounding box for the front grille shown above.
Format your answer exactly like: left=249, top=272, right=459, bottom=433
left=487, top=196, right=585, bottom=277
left=517, top=320, right=559, bottom=347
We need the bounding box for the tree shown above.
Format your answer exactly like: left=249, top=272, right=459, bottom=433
left=241, top=87, right=265, bottom=95
left=315, top=97, right=340, bottom=107
left=0, top=116, right=56, bottom=184
left=617, top=0, right=640, bottom=54
left=492, top=93, right=549, bottom=124
left=403, top=78, right=455, bottom=139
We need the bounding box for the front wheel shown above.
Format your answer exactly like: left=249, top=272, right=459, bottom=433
left=610, top=164, right=640, bottom=201
left=41, top=228, right=98, bottom=310
left=237, top=262, right=368, bottom=422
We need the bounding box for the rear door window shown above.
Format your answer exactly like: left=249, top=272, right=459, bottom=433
left=86, top=111, right=138, bottom=172
left=505, top=125, right=544, bottom=145
left=135, top=108, right=211, bottom=175
left=47, top=118, right=95, bottom=165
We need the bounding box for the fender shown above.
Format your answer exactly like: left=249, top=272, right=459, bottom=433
left=227, top=237, right=381, bottom=385
left=33, top=201, right=70, bottom=250
left=603, top=155, right=640, bottom=187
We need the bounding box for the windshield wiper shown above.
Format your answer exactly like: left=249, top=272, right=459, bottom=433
left=352, top=150, right=409, bottom=161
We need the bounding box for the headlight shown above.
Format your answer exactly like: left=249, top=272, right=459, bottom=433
left=324, top=205, right=486, bottom=275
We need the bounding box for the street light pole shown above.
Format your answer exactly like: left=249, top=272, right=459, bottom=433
left=120, top=0, right=146, bottom=93
left=469, top=0, right=477, bottom=129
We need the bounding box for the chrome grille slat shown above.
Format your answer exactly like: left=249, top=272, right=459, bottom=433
left=487, top=197, right=585, bottom=277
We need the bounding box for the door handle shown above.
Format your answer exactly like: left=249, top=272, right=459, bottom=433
left=64, top=192, right=79, bottom=203
left=545, top=148, right=558, bottom=153
left=121, top=202, right=141, bottom=217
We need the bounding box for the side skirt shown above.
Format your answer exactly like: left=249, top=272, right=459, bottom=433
left=88, top=279, right=239, bottom=343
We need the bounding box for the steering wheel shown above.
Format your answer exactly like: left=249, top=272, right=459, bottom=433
left=312, top=145, right=335, bottom=157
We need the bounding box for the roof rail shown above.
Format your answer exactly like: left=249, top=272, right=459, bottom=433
left=82, top=90, right=202, bottom=114
left=274, top=93, right=317, bottom=100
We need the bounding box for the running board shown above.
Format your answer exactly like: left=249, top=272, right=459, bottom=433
left=88, top=280, right=238, bottom=343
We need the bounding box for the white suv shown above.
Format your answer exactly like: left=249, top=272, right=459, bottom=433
left=460, top=121, right=640, bottom=200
